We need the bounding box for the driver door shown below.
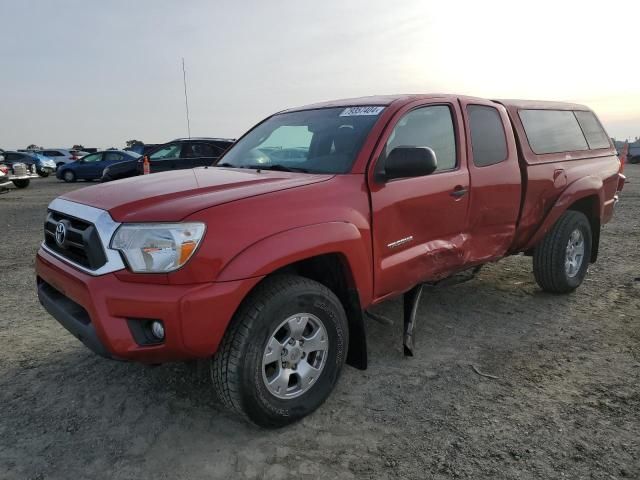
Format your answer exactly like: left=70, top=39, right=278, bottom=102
left=78, top=152, right=103, bottom=178
left=369, top=100, right=470, bottom=300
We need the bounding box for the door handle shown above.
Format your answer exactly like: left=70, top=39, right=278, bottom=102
left=450, top=186, right=468, bottom=198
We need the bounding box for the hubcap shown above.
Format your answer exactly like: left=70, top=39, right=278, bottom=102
left=261, top=313, right=329, bottom=399
left=64, top=171, right=73, bottom=181
left=565, top=229, right=585, bottom=278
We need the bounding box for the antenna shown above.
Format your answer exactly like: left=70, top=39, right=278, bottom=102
left=182, top=57, right=191, bottom=138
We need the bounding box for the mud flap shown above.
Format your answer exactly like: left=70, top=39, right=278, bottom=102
left=403, top=284, right=424, bottom=357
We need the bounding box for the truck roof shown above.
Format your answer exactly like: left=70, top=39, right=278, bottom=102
left=493, top=99, right=590, bottom=111
left=283, top=95, right=590, bottom=113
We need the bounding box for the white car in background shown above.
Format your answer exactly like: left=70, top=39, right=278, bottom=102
left=39, top=148, right=90, bottom=168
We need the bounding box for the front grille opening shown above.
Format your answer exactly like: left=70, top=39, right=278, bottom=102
left=44, top=210, right=107, bottom=270
left=38, top=279, right=91, bottom=325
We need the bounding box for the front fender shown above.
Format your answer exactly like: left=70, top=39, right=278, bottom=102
left=216, top=222, right=373, bottom=306
left=524, top=175, right=604, bottom=251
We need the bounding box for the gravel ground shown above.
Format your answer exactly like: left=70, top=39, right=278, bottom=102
left=1, top=169, right=638, bottom=480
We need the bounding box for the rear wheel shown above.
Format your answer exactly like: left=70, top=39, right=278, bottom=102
left=211, top=274, right=348, bottom=428
left=62, top=170, right=76, bottom=183
left=533, top=211, right=592, bottom=293
left=12, top=179, right=30, bottom=189
left=37, top=169, right=49, bottom=178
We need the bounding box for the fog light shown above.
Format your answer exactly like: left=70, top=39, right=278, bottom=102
left=150, top=321, right=165, bottom=340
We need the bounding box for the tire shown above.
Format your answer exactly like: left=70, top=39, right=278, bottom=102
left=12, top=179, right=30, bottom=189
left=211, top=274, right=348, bottom=428
left=533, top=210, right=592, bottom=293
left=62, top=170, right=76, bottom=183
left=37, top=170, right=49, bottom=178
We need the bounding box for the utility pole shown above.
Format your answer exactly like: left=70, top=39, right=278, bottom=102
left=182, top=57, right=191, bottom=138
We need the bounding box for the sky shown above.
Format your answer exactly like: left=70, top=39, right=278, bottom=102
left=1, top=0, right=639, bottom=150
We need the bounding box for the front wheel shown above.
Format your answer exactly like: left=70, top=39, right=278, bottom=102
left=533, top=210, right=592, bottom=293
left=211, top=275, right=348, bottom=428
left=12, top=179, right=30, bottom=189
left=37, top=170, right=50, bottom=178
left=62, top=170, right=76, bottom=183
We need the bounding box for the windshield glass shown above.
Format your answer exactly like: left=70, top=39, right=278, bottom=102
left=218, top=107, right=383, bottom=173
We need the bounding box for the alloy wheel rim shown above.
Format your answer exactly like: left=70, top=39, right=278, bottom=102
left=64, top=171, right=73, bottom=181
left=261, top=313, right=329, bottom=400
left=565, top=229, right=585, bottom=278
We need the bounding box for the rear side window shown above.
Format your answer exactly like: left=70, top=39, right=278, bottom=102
left=182, top=143, right=217, bottom=158
left=467, top=105, right=508, bottom=167
left=519, top=110, right=588, bottom=154
left=574, top=111, right=610, bottom=150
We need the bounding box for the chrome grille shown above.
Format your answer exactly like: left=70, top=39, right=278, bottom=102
left=44, top=210, right=108, bottom=270
left=13, top=163, right=28, bottom=176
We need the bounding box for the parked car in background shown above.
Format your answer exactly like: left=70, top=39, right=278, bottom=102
left=101, top=137, right=233, bottom=182
left=38, top=149, right=90, bottom=168
left=0, top=151, right=40, bottom=188
left=15, top=151, right=57, bottom=176
left=56, top=150, right=140, bottom=183
left=628, top=143, right=640, bottom=164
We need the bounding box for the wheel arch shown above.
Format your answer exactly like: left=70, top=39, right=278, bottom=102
left=217, top=223, right=372, bottom=370
left=526, top=176, right=604, bottom=262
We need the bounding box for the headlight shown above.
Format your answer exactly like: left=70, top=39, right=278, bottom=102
left=110, top=222, right=206, bottom=273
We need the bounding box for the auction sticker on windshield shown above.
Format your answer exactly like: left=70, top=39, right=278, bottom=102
left=340, top=106, right=385, bottom=116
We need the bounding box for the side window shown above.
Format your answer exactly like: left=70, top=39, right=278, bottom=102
left=83, top=153, right=104, bottom=163
left=385, top=105, right=456, bottom=172
left=150, top=144, right=181, bottom=160
left=103, top=152, right=123, bottom=162
left=182, top=143, right=216, bottom=158
left=467, top=105, right=508, bottom=167
left=43, top=150, right=60, bottom=157
left=519, top=109, right=588, bottom=154
left=574, top=111, right=611, bottom=150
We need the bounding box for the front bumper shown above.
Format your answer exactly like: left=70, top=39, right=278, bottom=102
left=7, top=174, right=38, bottom=180
left=36, top=248, right=262, bottom=363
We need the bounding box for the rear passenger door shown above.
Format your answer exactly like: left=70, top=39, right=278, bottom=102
left=459, top=98, right=522, bottom=263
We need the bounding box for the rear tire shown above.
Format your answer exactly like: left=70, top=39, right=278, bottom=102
left=533, top=211, right=592, bottom=293
left=12, top=179, right=30, bottom=189
left=211, top=274, right=348, bottom=428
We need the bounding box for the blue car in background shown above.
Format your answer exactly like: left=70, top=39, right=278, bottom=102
left=56, top=150, right=140, bottom=182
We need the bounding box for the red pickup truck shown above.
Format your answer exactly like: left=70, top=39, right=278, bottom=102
left=36, top=94, right=624, bottom=427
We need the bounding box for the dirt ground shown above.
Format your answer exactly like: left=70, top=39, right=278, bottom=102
left=1, top=168, right=638, bottom=480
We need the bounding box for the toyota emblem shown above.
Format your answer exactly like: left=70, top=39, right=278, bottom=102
left=55, top=222, right=67, bottom=247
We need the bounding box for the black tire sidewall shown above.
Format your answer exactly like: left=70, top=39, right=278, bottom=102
left=559, top=215, right=592, bottom=290
left=240, top=284, right=347, bottom=427
left=12, top=179, right=29, bottom=189
left=63, top=170, right=75, bottom=182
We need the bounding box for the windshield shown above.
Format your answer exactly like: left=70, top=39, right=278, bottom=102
left=218, top=107, right=383, bottom=174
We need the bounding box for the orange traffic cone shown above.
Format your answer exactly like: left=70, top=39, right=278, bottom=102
left=618, top=141, right=628, bottom=174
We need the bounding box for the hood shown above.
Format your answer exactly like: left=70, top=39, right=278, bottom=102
left=61, top=167, right=333, bottom=222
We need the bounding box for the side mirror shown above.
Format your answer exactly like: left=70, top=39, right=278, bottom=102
left=384, top=146, right=438, bottom=181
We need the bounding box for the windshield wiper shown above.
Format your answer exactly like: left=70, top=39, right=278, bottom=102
left=247, top=164, right=310, bottom=173
left=216, top=162, right=242, bottom=168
